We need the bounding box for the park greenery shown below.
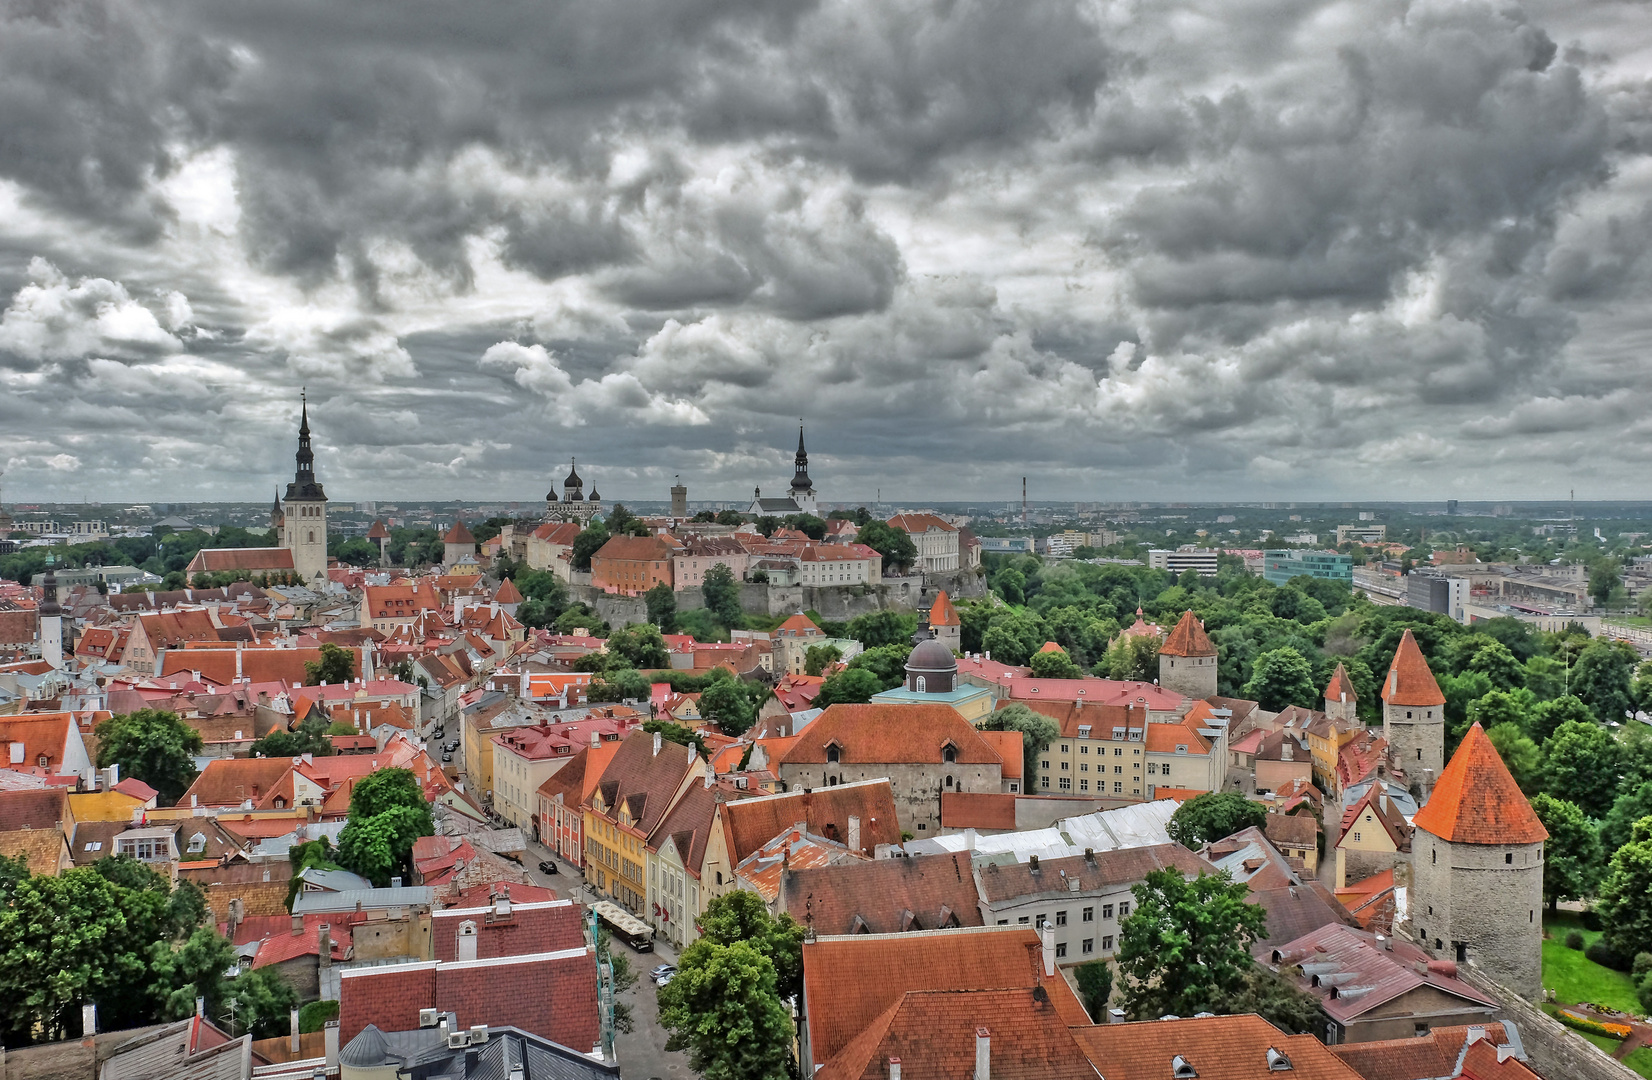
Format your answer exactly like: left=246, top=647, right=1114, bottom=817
left=0, top=853, right=296, bottom=1045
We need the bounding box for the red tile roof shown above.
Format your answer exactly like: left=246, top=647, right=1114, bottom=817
left=0, top=787, right=70, bottom=831
left=181, top=757, right=296, bottom=808
left=1324, top=663, right=1357, bottom=704
left=1070, top=1014, right=1365, bottom=1080
left=1382, top=629, right=1445, bottom=707
left=431, top=899, right=585, bottom=962
left=591, top=731, right=698, bottom=838
left=928, top=590, right=959, bottom=627
left=442, top=520, right=476, bottom=545
left=592, top=534, right=683, bottom=562
left=887, top=513, right=957, bottom=534
left=782, top=704, right=1005, bottom=766
left=801, top=926, right=1086, bottom=1069
left=365, top=520, right=390, bottom=539
left=1159, top=609, right=1216, bottom=657
left=1338, top=785, right=1412, bottom=851
left=782, top=851, right=983, bottom=937
left=0, top=715, right=79, bottom=776
left=815, top=987, right=1097, bottom=1080
left=1267, top=923, right=1496, bottom=1024
left=186, top=548, right=296, bottom=574
left=720, top=779, right=901, bottom=861
left=777, top=612, right=823, bottom=635
left=158, top=646, right=363, bottom=687
left=1411, top=723, right=1547, bottom=845
left=1327, top=1023, right=1514, bottom=1080
left=939, top=791, right=1018, bottom=830
left=494, top=577, right=523, bottom=603
left=976, top=844, right=1209, bottom=904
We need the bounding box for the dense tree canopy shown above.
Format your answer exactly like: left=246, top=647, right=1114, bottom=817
left=1117, top=869, right=1269, bottom=1020
left=334, top=768, right=434, bottom=886
left=1168, top=792, right=1269, bottom=849
left=95, top=709, right=203, bottom=805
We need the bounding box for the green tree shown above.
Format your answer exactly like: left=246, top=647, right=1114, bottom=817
left=1531, top=695, right=1593, bottom=744
left=644, top=582, right=678, bottom=633
left=1074, top=960, right=1113, bottom=1020
left=1572, top=639, right=1638, bottom=724
left=815, top=668, right=881, bottom=706
left=252, top=712, right=335, bottom=759
left=804, top=644, right=843, bottom=676
left=657, top=940, right=795, bottom=1080
left=1598, top=817, right=1652, bottom=962
left=590, top=668, right=651, bottom=703
left=845, top=643, right=912, bottom=689
left=334, top=537, right=380, bottom=567
left=1467, top=689, right=1536, bottom=738
left=1029, top=647, right=1083, bottom=680
left=224, top=967, right=300, bottom=1039
left=333, top=768, right=433, bottom=886
left=285, top=838, right=342, bottom=912
left=303, top=642, right=356, bottom=686
left=702, top=563, right=743, bottom=626
left=1167, top=792, right=1269, bottom=849
left=1543, top=720, right=1625, bottom=818
left=700, top=680, right=756, bottom=737
left=1602, top=782, right=1652, bottom=856
left=696, top=891, right=806, bottom=1003
left=149, top=925, right=238, bottom=1022
left=1101, top=634, right=1160, bottom=681
left=1485, top=723, right=1541, bottom=792
left=1219, top=966, right=1331, bottom=1036
left=993, top=566, right=1026, bottom=605
left=1468, top=640, right=1526, bottom=691
left=1241, top=647, right=1318, bottom=712
left=571, top=522, right=610, bottom=572
left=1529, top=794, right=1603, bottom=911
left=1590, top=559, right=1623, bottom=608
left=844, top=609, right=915, bottom=648
left=607, top=624, right=670, bottom=669
left=855, top=520, right=919, bottom=574
left=980, top=702, right=1060, bottom=783
left=94, top=709, right=203, bottom=805
left=782, top=514, right=827, bottom=541
left=1117, top=869, right=1268, bottom=1020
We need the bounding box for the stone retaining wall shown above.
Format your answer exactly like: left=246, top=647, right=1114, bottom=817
left=1462, top=965, right=1641, bottom=1080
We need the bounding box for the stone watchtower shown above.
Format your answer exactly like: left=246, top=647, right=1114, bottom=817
left=927, top=590, right=961, bottom=654
left=1158, top=610, right=1218, bottom=700
left=442, top=519, right=476, bottom=568
left=281, top=393, right=329, bottom=584
left=1382, top=629, right=1445, bottom=796
left=1409, top=722, right=1547, bottom=999
left=1324, top=662, right=1358, bottom=724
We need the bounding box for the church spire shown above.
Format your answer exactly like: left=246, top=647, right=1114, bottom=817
left=790, top=421, right=813, bottom=493
left=284, top=389, right=326, bottom=501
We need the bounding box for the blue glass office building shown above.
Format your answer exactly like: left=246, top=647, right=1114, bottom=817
left=1263, top=550, right=1353, bottom=586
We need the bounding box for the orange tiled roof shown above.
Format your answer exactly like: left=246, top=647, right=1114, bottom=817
left=180, top=758, right=296, bottom=808
left=1411, top=723, right=1547, bottom=845
left=720, top=779, right=901, bottom=861
left=1324, top=662, right=1357, bottom=704
left=1330, top=1024, right=1520, bottom=1080
left=1159, top=609, right=1216, bottom=657
left=928, top=590, right=959, bottom=627
left=886, top=513, right=956, bottom=534
left=801, top=927, right=1087, bottom=1070
left=1036, top=641, right=1065, bottom=654
left=781, top=704, right=1005, bottom=766
left=494, top=577, right=523, bottom=603
left=1381, top=629, right=1445, bottom=707
left=442, top=520, right=475, bottom=545
left=365, top=520, right=389, bottom=539
left=1071, top=1014, right=1365, bottom=1080
left=776, top=612, right=823, bottom=635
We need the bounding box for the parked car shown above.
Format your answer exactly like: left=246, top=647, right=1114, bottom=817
left=538, top=860, right=560, bottom=875
left=649, top=965, right=677, bottom=980
left=655, top=971, right=675, bottom=987
left=441, top=752, right=453, bottom=762
left=432, top=728, right=444, bottom=739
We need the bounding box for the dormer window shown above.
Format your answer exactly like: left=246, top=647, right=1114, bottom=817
left=188, top=834, right=206, bottom=853
left=1173, top=1055, right=1197, bottom=1078
left=826, top=744, right=841, bottom=764
left=942, top=744, right=957, bottom=764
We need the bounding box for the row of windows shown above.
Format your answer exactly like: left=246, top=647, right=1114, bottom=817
left=1046, top=776, right=1138, bottom=794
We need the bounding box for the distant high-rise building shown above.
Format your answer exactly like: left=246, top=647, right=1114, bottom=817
left=1446, top=499, right=1458, bottom=515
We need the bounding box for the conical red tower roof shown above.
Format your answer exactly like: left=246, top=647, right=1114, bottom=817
left=928, top=590, right=960, bottom=627
left=1412, top=723, right=1548, bottom=845
left=365, top=520, right=389, bottom=539
left=1324, top=663, right=1356, bottom=704
left=1159, top=610, right=1215, bottom=657
left=495, top=577, right=523, bottom=603
left=1382, top=629, right=1444, bottom=707
left=442, top=520, right=475, bottom=545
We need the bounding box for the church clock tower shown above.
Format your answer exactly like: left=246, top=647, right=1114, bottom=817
left=281, top=392, right=329, bottom=584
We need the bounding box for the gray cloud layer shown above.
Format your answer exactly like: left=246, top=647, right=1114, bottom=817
left=1, top=0, right=1650, bottom=503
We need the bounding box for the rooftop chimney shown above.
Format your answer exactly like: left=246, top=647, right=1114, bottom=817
left=889, top=1058, right=901, bottom=1080
left=848, top=815, right=861, bottom=852
left=318, top=924, right=332, bottom=968
left=974, top=1028, right=990, bottom=1080
left=458, top=920, right=478, bottom=962
left=653, top=731, right=663, bottom=756
left=1040, top=923, right=1056, bottom=977
left=324, top=1021, right=340, bottom=1073
left=291, top=1008, right=301, bottom=1055
left=82, top=1004, right=97, bottom=1037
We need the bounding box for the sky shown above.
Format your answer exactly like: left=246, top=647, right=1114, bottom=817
left=1, top=0, right=1651, bottom=507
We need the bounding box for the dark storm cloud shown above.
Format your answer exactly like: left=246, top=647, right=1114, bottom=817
left=0, top=0, right=1649, bottom=501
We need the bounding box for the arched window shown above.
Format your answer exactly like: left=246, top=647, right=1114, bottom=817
left=945, top=775, right=953, bottom=788
left=915, top=676, right=927, bottom=693
left=943, top=745, right=957, bottom=764
left=828, top=776, right=839, bottom=786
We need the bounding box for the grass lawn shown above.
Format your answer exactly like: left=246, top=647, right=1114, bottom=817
left=1542, top=915, right=1642, bottom=1015
left=1624, top=1048, right=1652, bottom=1079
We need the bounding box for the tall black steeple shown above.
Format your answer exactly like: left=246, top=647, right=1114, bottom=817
left=285, top=390, right=326, bottom=501
left=790, top=422, right=813, bottom=493
left=38, top=553, right=60, bottom=618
